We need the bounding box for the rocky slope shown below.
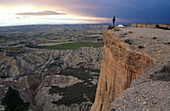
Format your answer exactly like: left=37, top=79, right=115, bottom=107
left=33, top=75, right=84, bottom=111
left=0, top=52, right=19, bottom=77
left=90, top=30, right=153, bottom=111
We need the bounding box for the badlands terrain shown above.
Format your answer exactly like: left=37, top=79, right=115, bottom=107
left=0, top=24, right=106, bottom=111
left=0, top=24, right=170, bottom=111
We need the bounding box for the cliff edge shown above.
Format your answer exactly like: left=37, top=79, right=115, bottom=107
left=90, top=30, right=153, bottom=111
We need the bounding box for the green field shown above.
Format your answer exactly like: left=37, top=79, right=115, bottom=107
left=0, top=38, right=21, bottom=43
left=36, top=38, right=50, bottom=41
left=22, top=38, right=32, bottom=41
left=52, top=36, right=70, bottom=41
left=0, top=39, right=6, bottom=42
left=65, top=32, right=82, bottom=36
left=35, top=42, right=103, bottom=50
left=0, top=47, right=23, bottom=52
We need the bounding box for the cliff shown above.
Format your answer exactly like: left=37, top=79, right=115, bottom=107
left=109, top=28, right=170, bottom=110
left=131, top=23, right=156, bottom=28
left=131, top=23, right=170, bottom=30
left=156, top=24, right=170, bottom=30
left=90, top=30, right=153, bottom=111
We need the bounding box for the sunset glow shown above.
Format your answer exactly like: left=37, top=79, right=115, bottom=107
left=0, top=7, right=110, bottom=26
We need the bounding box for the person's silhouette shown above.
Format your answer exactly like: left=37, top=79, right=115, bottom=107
left=112, top=16, right=116, bottom=26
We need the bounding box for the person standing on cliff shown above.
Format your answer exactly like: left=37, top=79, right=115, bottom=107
left=112, top=16, right=116, bottom=26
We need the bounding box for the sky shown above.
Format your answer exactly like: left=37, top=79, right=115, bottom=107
left=0, top=0, right=170, bottom=26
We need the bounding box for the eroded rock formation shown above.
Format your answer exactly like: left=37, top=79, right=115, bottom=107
left=0, top=47, right=102, bottom=78
left=90, top=30, right=153, bottom=111
left=0, top=47, right=102, bottom=111
left=0, top=52, right=19, bottom=77
left=33, top=75, right=84, bottom=111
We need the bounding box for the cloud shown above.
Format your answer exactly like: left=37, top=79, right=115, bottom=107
left=16, top=17, right=21, bottom=19
left=1, top=0, right=170, bottom=24
left=16, top=16, right=29, bottom=19
left=16, top=11, right=66, bottom=16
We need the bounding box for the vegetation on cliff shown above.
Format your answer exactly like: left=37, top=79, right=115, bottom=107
left=49, top=68, right=99, bottom=106
left=0, top=47, right=23, bottom=52
left=2, top=87, right=29, bottom=111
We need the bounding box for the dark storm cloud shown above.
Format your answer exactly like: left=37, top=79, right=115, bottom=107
left=16, top=11, right=65, bottom=16
left=62, top=0, right=170, bottom=24
left=36, top=0, right=170, bottom=24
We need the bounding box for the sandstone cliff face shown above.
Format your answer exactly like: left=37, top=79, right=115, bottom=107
left=131, top=23, right=170, bottom=30
left=156, top=24, right=170, bottom=30
left=108, top=28, right=170, bottom=110
left=90, top=30, right=153, bottom=111
left=131, top=23, right=156, bottom=28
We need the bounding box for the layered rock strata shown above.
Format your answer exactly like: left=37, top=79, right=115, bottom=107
left=90, top=30, right=153, bottom=111
left=131, top=23, right=156, bottom=28
left=131, top=23, right=170, bottom=30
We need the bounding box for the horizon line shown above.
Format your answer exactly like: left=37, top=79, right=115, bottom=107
left=0, top=22, right=170, bottom=28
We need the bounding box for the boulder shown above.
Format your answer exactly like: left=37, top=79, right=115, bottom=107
left=107, top=25, right=115, bottom=30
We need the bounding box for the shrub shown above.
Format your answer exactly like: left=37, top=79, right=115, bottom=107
left=1, top=87, right=30, bottom=111
left=150, top=63, right=170, bottom=81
